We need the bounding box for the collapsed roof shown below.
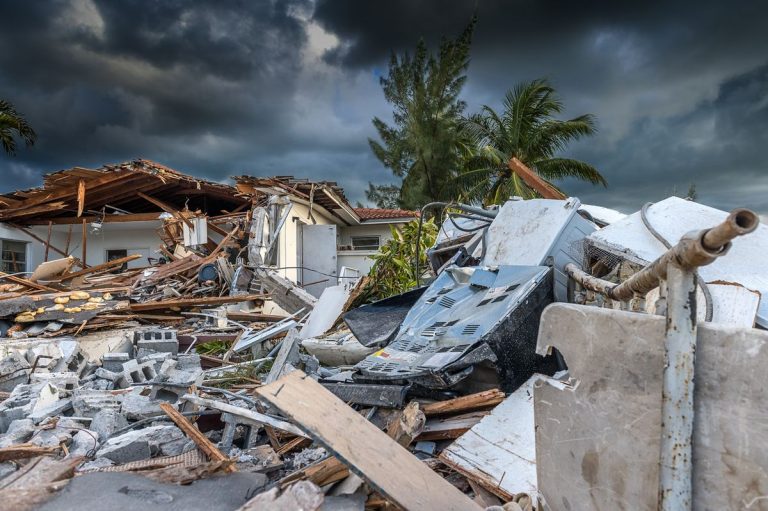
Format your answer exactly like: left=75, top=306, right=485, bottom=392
left=0, top=159, right=249, bottom=226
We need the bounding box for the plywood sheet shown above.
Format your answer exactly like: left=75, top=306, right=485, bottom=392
left=256, top=370, right=480, bottom=511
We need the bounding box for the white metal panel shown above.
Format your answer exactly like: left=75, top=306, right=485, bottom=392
left=440, top=375, right=538, bottom=498
left=301, top=224, right=337, bottom=298
left=589, top=197, right=768, bottom=327
left=483, top=198, right=583, bottom=267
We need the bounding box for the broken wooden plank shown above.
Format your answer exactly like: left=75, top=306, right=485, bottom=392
left=81, top=218, right=87, bottom=267
left=387, top=401, right=425, bottom=448
left=265, top=328, right=300, bottom=384
left=181, top=394, right=307, bottom=438
left=0, top=272, right=57, bottom=292
left=279, top=456, right=348, bottom=489
left=44, top=220, right=52, bottom=261
left=508, top=157, right=567, bottom=200
left=256, top=370, right=481, bottom=511
left=129, top=294, right=265, bottom=311
left=137, top=191, right=193, bottom=228
left=159, top=402, right=236, bottom=473
left=0, top=443, right=58, bottom=462
left=50, top=254, right=141, bottom=282
left=421, top=389, right=505, bottom=417
left=416, top=411, right=488, bottom=441
left=76, top=179, right=85, bottom=217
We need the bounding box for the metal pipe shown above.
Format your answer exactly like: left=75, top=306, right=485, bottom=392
left=659, top=264, right=698, bottom=510
left=565, top=208, right=759, bottom=301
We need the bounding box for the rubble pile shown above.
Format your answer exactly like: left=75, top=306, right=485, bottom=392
left=0, top=182, right=766, bottom=510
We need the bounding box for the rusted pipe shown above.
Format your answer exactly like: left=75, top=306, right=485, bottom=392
left=566, top=208, right=759, bottom=301
left=701, top=208, right=758, bottom=251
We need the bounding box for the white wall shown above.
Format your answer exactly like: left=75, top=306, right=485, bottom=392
left=28, top=220, right=163, bottom=268
left=273, top=201, right=335, bottom=284
left=0, top=223, right=48, bottom=273
left=337, top=223, right=405, bottom=276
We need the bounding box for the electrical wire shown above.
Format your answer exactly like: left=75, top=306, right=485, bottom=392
left=640, top=202, right=713, bottom=321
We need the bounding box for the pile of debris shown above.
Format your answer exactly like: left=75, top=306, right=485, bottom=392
left=0, top=187, right=767, bottom=511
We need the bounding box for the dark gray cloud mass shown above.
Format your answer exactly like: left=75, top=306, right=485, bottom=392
left=0, top=0, right=766, bottom=214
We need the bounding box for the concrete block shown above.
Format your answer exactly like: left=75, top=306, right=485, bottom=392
left=91, top=409, right=129, bottom=442
left=28, top=398, right=73, bottom=424
left=137, top=352, right=172, bottom=372
left=120, top=390, right=164, bottom=421
left=30, top=372, right=79, bottom=391
left=68, top=429, right=99, bottom=457
left=72, top=390, right=123, bottom=418
left=101, top=352, right=130, bottom=373
left=30, top=428, right=73, bottom=448
left=121, top=359, right=157, bottom=384
left=0, top=353, right=31, bottom=392
left=0, top=418, right=35, bottom=447
left=96, top=429, right=151, bottom=463
left=135, top=329, right=178, bottom=355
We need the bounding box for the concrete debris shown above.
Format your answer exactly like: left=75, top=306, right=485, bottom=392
left=0, top=187, right=764, bottom=511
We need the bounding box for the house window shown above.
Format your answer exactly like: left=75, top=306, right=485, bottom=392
left=1, top=240, right=28, bottom=273
left=106, top=249, right=128, bottom=262
left=351, top=235, right=380, bottom=251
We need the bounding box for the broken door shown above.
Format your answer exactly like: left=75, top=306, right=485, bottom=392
left=300, top=224, right=337, bottom=298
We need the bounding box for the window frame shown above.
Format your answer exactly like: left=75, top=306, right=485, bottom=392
left=0, top=239, right=29, bottom=273
left=350, top=235, right=381, bottom=251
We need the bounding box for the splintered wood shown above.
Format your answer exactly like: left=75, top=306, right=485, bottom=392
left=256, top=370, right=481, bottom=511
left=159, top=402, right=236, bottom=473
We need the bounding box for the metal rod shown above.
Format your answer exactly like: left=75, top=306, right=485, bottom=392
left=659, top=264, right=697, bottom=510
left=565, top=208, right=759, bottom=301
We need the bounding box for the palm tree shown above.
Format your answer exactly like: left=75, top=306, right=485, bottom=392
left=456, top=79, right=606, bottom=204
left=0, top=100, right=37, bottom=156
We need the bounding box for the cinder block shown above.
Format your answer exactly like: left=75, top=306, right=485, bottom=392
left=134, top=329, right=178, bottom=355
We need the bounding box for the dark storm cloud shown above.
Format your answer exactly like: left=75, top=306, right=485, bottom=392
left=0, top=0, right=766, bottom=214
left=0, top=0, right=312, bottom=185
left=313, top=0, right=768, bottom=211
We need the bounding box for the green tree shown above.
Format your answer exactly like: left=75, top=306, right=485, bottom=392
left=359, top=219, right=438, bottom=302
left=456, top=79, right=606, bottom=204
left=369, top=18, right=475, bottom=210
left=0, top=100, right=36, bottom=155
left=364, top=183, right=401, bottom=209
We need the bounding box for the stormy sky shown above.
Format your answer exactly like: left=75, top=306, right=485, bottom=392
left=0, top=0, right=766, bottom=213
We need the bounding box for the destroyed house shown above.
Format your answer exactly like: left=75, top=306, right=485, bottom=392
left=234, top=176, right=417, bottom=297
left=0, top=159, right=249, bottom=273
left=0, top=161, right=417, bottom=299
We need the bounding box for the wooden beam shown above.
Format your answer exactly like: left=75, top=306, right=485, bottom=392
left=81, top=219, right=87, bottom=268
left=50, top=254, right=141, bottom=282
left=0, top=170, right=132, bottom=212
left=507, top=157, right=567, bottom=200
left=421, top=389, right=506, bottom=417
left=0, top=272, right=57, bottom=292
left=44, top=221, right=52, bottom=262
left=255, top=371, right=481, bottom=511
left=206, top=221, right=229, bottom=237
left=76, top=179, right=85, bottom=217
left=129, top=294, right=266, bottom=312
left=64, top=224, right=72, bottom=255
left=137, top=191, right=193, bottom=228
left=26, top=212, right=164, bottom=225
left=159, top=402, right=235, bottom=473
